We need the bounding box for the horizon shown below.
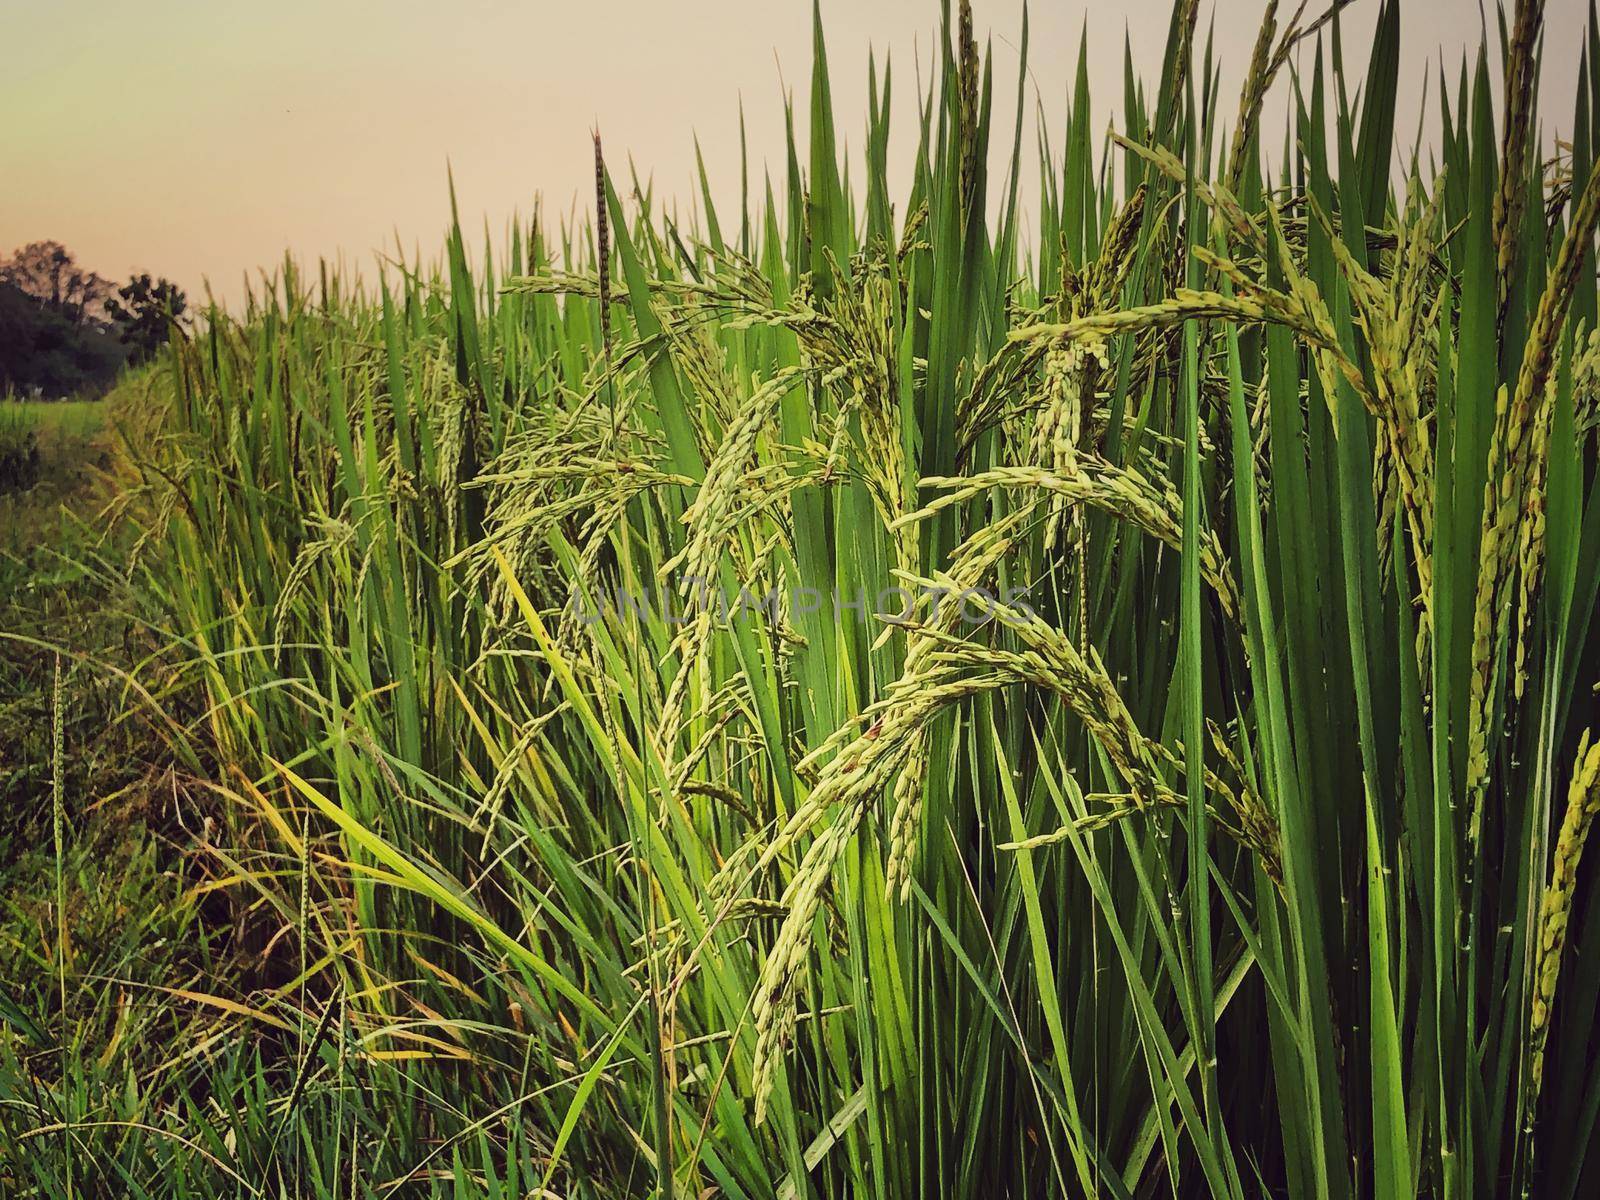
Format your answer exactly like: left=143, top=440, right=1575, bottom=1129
left=3, top=0, right=1588, bottom=308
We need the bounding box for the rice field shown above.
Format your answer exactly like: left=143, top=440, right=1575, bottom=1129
left=5, top=0, right=1600, bottom=1195
left=10, top=400, right=108, bottom=441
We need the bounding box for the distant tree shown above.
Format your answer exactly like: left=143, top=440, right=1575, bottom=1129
left=0, top=241, right=111, bottom=327
left=0, top=244, right=185, bottom=396
left=105, top=274, right=187, bottom=363
left=0, top=282, right=127, bottom=398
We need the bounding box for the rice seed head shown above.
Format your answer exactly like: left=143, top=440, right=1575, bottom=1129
left=1226, top=0, right=1279, bottom=191
left=1529, top=730, right=1600, bottom=1093
left=882, top=736, right=928, bottom=903
left=1493, top=1, right=1546, bottom=323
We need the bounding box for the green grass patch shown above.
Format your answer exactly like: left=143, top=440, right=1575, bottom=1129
left=16, top=397, right=108, bottom=440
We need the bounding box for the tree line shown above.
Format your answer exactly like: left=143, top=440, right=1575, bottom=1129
left=0, top=241, right=187, bottom=399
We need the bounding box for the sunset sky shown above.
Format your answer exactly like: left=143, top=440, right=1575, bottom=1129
left=3, top=1, right=1587, bottom=308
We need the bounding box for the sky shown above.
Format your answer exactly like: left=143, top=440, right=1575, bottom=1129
left=2, top=1, right=1590, bottom=308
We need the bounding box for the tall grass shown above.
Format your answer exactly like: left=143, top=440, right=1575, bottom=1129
left=5, top=0, right=1600, bottom=1195
left=0, top=398, right=41, bottom=495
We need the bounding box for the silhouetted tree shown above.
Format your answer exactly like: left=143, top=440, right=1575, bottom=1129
left=0, top=241, right=111, bottom=327
left=105, top=274, right=187, bottom=363
left=0, top=244, right=187, bottom=396
left=0, top=283, right=127, bottom=398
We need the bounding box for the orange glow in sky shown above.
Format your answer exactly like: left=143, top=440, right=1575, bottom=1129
left=2, top=1, right=1583, bottom=307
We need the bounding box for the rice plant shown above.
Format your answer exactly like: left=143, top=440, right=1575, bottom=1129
left=5, top=0, right=1600, bottom=1196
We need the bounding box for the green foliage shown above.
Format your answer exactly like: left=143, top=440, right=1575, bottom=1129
left=0, top=282, right=129, bottom=400
left=104, top=274, right=187, bottom=364
left=7, top=2, right=1600, bottom=1197
left=0, top=399, right=41, bottom=495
